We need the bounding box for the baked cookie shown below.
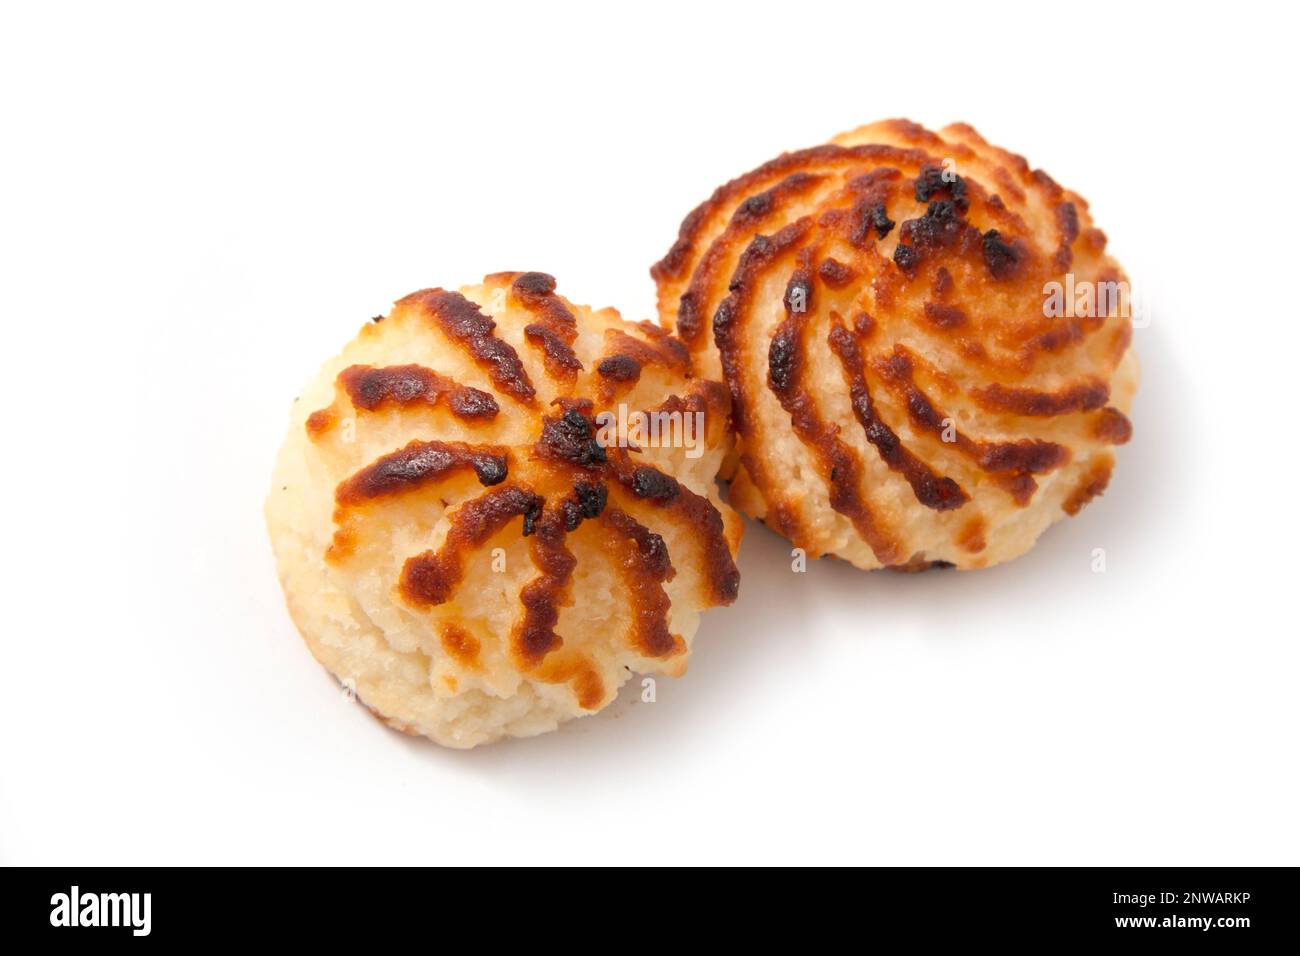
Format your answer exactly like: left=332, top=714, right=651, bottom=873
left=652, top=119, right=1137, bottom=570
left=267, top=272, right=741, bottom=747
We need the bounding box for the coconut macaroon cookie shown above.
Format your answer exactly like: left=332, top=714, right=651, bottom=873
left=652, top=119, right=1137, bottom=571
left=267, top=272, right=741, bottom=747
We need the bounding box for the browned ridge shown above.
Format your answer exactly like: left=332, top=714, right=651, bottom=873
left=652, top=120, right=1135, bottom=569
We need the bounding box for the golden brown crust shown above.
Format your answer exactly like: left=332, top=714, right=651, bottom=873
left=340, top=364, right=500, bottom=422
left=305, top=364, right=501, bottom=442
left=652, top=119, right=1137, bottom=569
left=651, top=140, right=930, bottom=293
left=712, top=218, right=819, bottom=548
left=597, top=507, right=681, bottom=659
left=270, top=272, right=742, bottom=741
left=399, top=484, right=544, bottom=607
left=972, top=380, right=1109, bottom=416
left=827, top=314, right=969, bottom=514
left=596, top=328, right=692, bottom=401
left=1063, top=456, right=1114, bottom=516
left=767, top=253, right=902, bottom=562
left=401, top=287, right=538, bottom=405
left=513, top=500, right=582, bottom=666
left=504, top=271, right=585, bottom=387
left=334, top=440, right=509, bottom=505
left=526, top=400, right=740, bottom=606
left=610, top=453, right=740, bottom=606
left=872, top=346, right=1069, bottom=504
left=439, top=623, right=482, bottom=670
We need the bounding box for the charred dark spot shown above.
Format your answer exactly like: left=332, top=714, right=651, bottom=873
left=893, top=242, right=920, bottom=274
left=783, top=272, right=812, bottom=315
left=768, top=323, right=799, bottom=394
left=923, top=301, right=969, bottom=329
left=982, top=229, right=1022, bottom=279
left=928, top=199, right=959, bottom=222
left=914, top=164, right=968, bottom=210
left=818, top=257, right=857, bottom=288
left=597, top=353, right=641, bottom=382
left=635, top=529, right=670, bottom=574
left=735, top=192, right=773, bottom=221
left=912, top=474, right=967, bottom=510
left=769, top=264, right=814, bottom=394
left=596, top=328, right=689, bottom=385
left=558, top=483, right=607, bottom=531
left=512, top=271, right=557, bottom=297
left=932, top=266, right=953, bottom=297
left=732, top=234, right=774, bottom=287
left=511, top=272, right=576, bottom=335
left=893, top=200, right=978, bottom=276
left=850, top=200, right=895, bottom=244
left=537, top=403, right=607, bottom=467
left=524, top=324, right=584, bottom=377
left=471, top=456, right=508, bottom=486
left=445, top=390, right=494, bottom=421
left=728, top=173, right=820, bottom=232
left=712, top=296, right=737, bottom=340
left=371, top=314, right=385, bottom=323
left=628, top=466, right=680, bottom=502
left=521, top=496, right=544, bottom=536
left=676, top=291, right=703, bottom=342
left=558, top=481, right=608, bottom=531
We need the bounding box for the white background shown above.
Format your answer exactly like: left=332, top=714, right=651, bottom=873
left=2, top=1, right=1296, bottom=866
